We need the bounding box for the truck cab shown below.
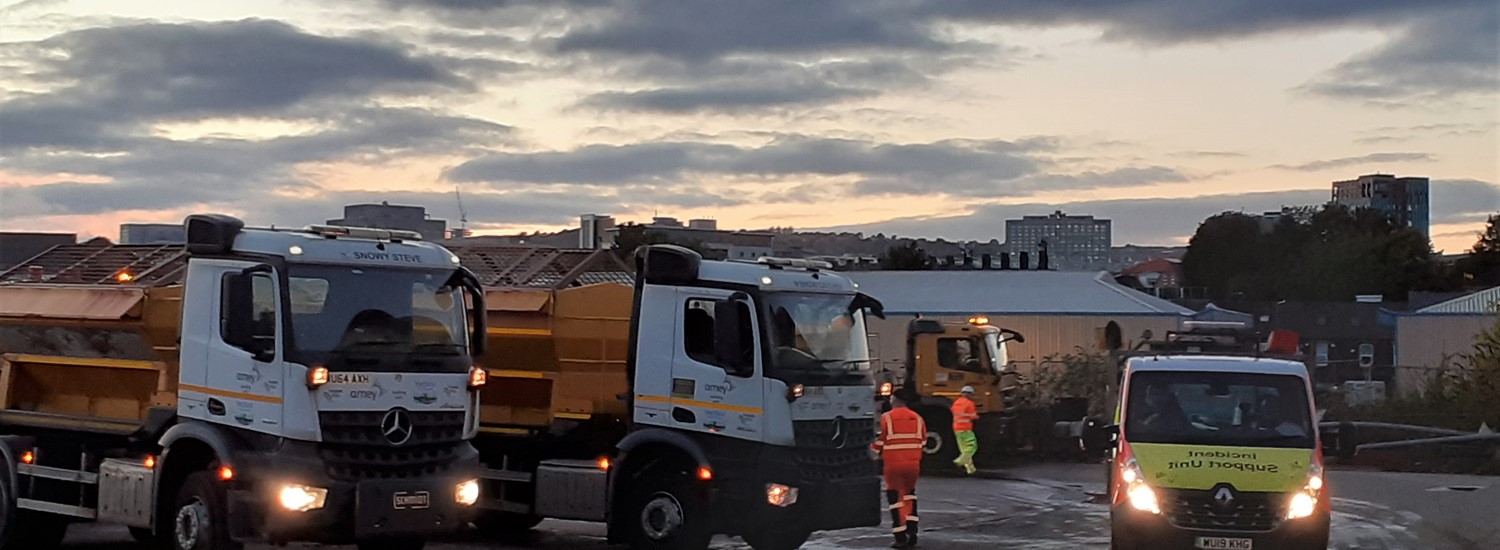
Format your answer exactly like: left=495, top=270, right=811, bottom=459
left=1108, top=355, right=1330, bottom=550
left=876, top=317, right=1022, bottom=469
left=616, top=246, right=886, bottom=549
left=0, top=214, right=489, bottom=549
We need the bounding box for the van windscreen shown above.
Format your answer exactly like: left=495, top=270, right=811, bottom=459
left=1124, top=371, right=1314, bottom=449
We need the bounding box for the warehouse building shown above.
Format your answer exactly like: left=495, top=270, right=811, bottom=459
left=1394, top=285, right=1500, bottom=395
left=847, top=271, right=1191, bottom=375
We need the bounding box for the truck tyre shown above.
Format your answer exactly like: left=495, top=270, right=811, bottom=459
left=743, top=529, right=811, bottom=550
left=627, top=466, right=711, bottom=550
left=169, top=471, right=241, bottom=550
left=918, top=407, right=958, bottom=472
left=356, top=538, right=425, bottom=550
left=475, top=511, right=544, bottom=536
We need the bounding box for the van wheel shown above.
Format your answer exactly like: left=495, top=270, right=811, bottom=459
left=627, top=466, right=711, bottom=550
left=357, top=539, right=425, bottom=550
left=918, top=408, right=958, bottom=472
left=129, top=526, right=155, bottom=543
left=171, top=471, right=241, bottom=550
left=474, top=511, right=543, bottom=536
left=744, top=529, right=811, bottom=550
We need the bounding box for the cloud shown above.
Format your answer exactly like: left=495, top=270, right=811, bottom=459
left=446, top=137, right=1061, bottom=194
left=1272, top=152, right=1436, bottom=172
left=0, top=19, right=469, bottom=152
left=575, top=57, right=937, bottom=113
left=1431, top=179, right=1500, bottom=225
left=1301, top=5, right=1499, bottom=104
left=920, top=0, right=1478, bottom=44
left=3, top=108, right=514, bottom=216
left=580, top=81, right=878, bottom=114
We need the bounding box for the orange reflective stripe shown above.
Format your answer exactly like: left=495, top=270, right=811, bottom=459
left=884, top=443, right=924, bottom=451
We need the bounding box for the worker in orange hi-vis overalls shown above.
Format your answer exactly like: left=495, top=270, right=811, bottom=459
left=951, top=385, right=980, bottom=475
left=871, top=390, right=927, bottom=548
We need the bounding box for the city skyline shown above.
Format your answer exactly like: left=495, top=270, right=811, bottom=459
left=0, top=1, right=1495, bottom=252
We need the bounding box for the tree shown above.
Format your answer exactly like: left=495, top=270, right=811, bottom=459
left=1181, top=212, right=1264, bottom=300
left=1456, top=214, right=1500, bottom=287
left=1182, top=206, right=1449, bottom=301
left=878, top=242, right=930, bottom=270
left=611, top=223, right=704, bottom=260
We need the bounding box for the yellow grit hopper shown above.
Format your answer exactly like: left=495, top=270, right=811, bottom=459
left=0, top=283, right=184, bottom=433
left=480, top=283, right=633, bottom=429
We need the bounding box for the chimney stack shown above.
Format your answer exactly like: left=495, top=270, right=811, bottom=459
left=28, top=265, right=44, bottom=282
left=981, top=254, right=992, bottom=270
left=1000, top=253, right=1011, bottom=270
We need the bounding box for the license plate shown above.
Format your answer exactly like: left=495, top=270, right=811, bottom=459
left=329, top=373, right=372, bottom=386
left=392, top=491, right=430, bottom=510
left=1196, top=537, right=1252, bottom=549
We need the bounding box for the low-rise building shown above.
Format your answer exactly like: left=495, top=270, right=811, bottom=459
left=1394, top=285, right=1499, bottom=395
left=0, top=232, right=77, bottom=271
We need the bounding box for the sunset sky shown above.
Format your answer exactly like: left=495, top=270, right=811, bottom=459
left=1, top=0, right=1496, bottom=252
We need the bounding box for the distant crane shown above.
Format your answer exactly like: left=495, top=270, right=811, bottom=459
left=453, top=184, right=469, bottom=238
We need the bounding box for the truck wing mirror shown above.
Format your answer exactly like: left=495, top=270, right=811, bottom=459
left=850, top=292, right=885, bottom=319
left=447, top=268, right=487, bottom=358
left=713, top=298, right=754, bottom=377
left=1000, top=329, right=1025, bottom=344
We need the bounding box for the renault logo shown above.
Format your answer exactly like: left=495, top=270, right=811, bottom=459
left=1213, top=485, right=1237, bottom=508
left=830, top=416, right=849, bottom=449
left=381, top=408, right=413, bottom=446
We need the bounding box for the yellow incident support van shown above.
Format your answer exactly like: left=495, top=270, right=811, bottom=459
left=1108, top=356, right=1329, bottom=550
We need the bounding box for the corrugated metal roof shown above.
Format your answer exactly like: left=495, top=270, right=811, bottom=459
left=1413, top=285, right=1500, bottom=314
left=447, top=245, right=632, bottom=289
left=846, top=270, right=1193, bottom=316
left=0, top=243, right=186, bottom=286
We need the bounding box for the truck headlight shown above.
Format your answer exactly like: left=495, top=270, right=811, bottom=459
left=766, top=483, right=799, bottom=507
left=278, top=484, right=328, bottom=512
left=456, top=478, right=481, bottom=506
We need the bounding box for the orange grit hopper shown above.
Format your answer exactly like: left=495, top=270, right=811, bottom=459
left=449, top=246, right=636, bottom=436
left=0, top=243, right=188, bottom=434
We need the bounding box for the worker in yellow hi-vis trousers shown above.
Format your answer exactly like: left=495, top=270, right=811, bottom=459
left=951, top=386, right=979, bottom=475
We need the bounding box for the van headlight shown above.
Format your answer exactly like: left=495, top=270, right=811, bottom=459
left=1120, top=458, right=1160, bottom=515
left=1286, top=463, right=1323, bottom=520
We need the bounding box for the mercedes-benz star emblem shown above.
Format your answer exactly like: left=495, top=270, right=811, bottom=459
left=381, top=408, right=413, bottom=446
left=830, top=416, right=848, bottom=449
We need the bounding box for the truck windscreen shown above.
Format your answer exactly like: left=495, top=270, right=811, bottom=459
left=763, top=292, right=873, bottom=385
left=285, top=264, right=470, bottom=369
left=1124, top=371, right=1314, bottom=449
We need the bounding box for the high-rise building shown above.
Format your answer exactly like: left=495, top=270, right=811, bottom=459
left=328, top=202, right=447, bottom=241
left=1004, top=211, right=1112, bottom=271
left=1331, top=174, right=1430, bottom=237
left=119, top=223, right=184, bottom=244
left=579, top=214, right=617, bottom=250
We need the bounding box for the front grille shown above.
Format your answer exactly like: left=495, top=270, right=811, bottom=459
left=319, top=411, right=467, bottom=481
left=1162, top=488, right=1285, bottom=532
left=793, top=447, right=878, bottom=482
left=793, top=418, right=877, bottom=450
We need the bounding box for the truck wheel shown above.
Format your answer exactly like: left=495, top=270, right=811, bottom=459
left=627, top=467, right=711, bottom=550
left=170, top=471, right=241, bottom=550
left=918, top=408, right=958, bottom=472
left=11, top=512, right=70, bottom=549
left=356, top=538, right=425, bottom=550
left=743, top=529, right=811, bottom=550
left=474, top=511, right=544, bottom=536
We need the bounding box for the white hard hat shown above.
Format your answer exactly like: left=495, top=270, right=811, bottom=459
left=961, top=385, right=975, bottom=394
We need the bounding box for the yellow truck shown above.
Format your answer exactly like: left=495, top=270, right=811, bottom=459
left=871, top=317, right=1023, bottom=469
left=451, top=244, right=887, bottom=550
left=0, top=215, right=489, bottom=550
